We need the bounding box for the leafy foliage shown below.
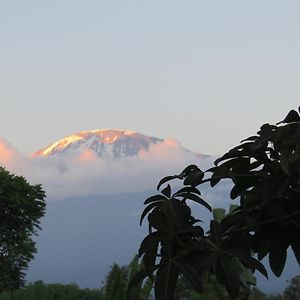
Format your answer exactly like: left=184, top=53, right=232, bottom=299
left=102, top=255, right=153, bottom=300
left=284, top=275, right=300, bottom=300
left=130, top=109, right=300, bottom=299
left=0, top=167, right=46, bottom=291
left=0, top=281, right=104, bottom=300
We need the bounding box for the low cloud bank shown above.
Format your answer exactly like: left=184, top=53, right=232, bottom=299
left=0, top=138, right=215, bottom=200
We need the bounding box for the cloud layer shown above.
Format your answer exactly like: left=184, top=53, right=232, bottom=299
left=0, top=138, right=214, bottom=200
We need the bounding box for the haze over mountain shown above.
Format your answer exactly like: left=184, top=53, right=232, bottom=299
left=0, top=129, right=211, bottom=199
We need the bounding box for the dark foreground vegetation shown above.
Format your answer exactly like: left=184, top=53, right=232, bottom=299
left=129, top=109, right=300, bottom=299
left=0, top=167, right=45, bottom=292
left=0, top=274, right=299, bottom=300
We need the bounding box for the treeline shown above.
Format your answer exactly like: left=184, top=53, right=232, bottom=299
left=0, top=252, right=299, bottom=300
left=0, top=274, right=299, bottom=300
left=0, top=281, right=104, bottom=300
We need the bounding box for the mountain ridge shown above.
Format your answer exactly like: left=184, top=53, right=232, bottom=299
left=34, top=128, right=209, bottom=159
left=34, top=129, right=163, bottom=158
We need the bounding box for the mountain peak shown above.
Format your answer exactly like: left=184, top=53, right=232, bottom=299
left=34, top=129, right=163, bottom=158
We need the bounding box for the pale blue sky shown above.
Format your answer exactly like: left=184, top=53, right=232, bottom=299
left=1, top=1, right=299, bottom=155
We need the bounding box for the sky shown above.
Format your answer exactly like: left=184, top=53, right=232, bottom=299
left=1, top=2, right=299, bottom=289
left=1, top=1, right=300, bottom=156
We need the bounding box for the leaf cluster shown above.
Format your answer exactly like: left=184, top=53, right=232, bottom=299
left=0, top=167, right=46, bottom=291
left=130, top=109, right=300, bottom=300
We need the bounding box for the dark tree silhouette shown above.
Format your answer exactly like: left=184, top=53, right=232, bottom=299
left=129, top=108, right=300, bottom=300
left=0, top=167, right=46, bottom=292
left=284, top=275, right=300, bottom=300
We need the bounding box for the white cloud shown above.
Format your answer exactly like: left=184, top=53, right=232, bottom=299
left=0, top=138, right=214, bottom=200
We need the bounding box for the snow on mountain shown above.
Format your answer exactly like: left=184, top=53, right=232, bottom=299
left=34, top=129, right=208, bottom=159
left=0, top=129, right=212, bottom=198
left=34, top=129, right=164, bottom=158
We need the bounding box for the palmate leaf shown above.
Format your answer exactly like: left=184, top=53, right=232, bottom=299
left=221, top=212, right=244, bottom=233
left=155, top=259, right=179, bottom=300
left=215, top=255, right=241, bottom=300
left=173, top=259, right=203, bottom=294
left=174, top=238, right=215, bottom=258
left=177, top=225, right=204, bottom=238
left=133, top=108, right=300, bottom=300
left=162, top=198, right=191, bottom=230
left=229, top=250, right=268, bottom=279
left=193, top=251, right=218, bottom=272
left=148, top=210, right=169, bottom=232
left=139, top=232, right=164, bottom=257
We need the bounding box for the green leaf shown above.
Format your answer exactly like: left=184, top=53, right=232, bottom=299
left=175, top=239, right=215, bottom=258
left=230, top=185, right=241, bottom=199
left=140, top=203, right=160, bottom=225
left=154, top=259, right=179, bottom=300
left=162, top=199, right=191, bottom=229
left=143, top=251, right=158, bottom=273
left=139, top=277, right=154, bottom=300
left=144, top=194, right=167, bottom=205
left=173, top=186, right=201, bottom=196
left=291, top=237, right=300, bottom=266
left=157, top=176, right=177, bottom=190
left=208, top=165, right=232, bottom=187
left=277, top=109, right=300, bottom=124
left=214, top=144, right=247, bottom=166
left=126, top=264, right=159, bottom=300
left=269, top=240, right=287, bottom=277
left=210, top=220, right=222, bottom=247
left=183, top=193, right=212, bottom=212
left=193, top=251, right=218, bottom=272
left=173, top=259, right=203, bottom=293
left=215, top=255, right=241, bottom=300
left=161, top=184, right=171, bottom=198
left=178, top=165, right=199, bottom=179
left=241, top=135, right=259, bottom=143
left=183, top=169, right=204, bottom=186
left=139, top=232, right=163, bottom=256
left=148, top=210, right=169, bottom=232
left=213, top=208, right=226, bottom=222
left=230, top=250, right=268, bottom=279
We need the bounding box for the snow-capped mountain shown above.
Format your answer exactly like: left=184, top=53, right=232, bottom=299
left=35, top=129, right=164, bottom=158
